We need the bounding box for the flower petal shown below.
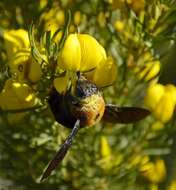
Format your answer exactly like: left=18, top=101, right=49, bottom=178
left=86, top=57, right=117, bottom=87
left=4, top=29, right=30, bottom=57
left=78, top=34, right=107, bottom=71
left=54, top=74, right=69, bottom=93
left=58, top=34, right=81, bottom=71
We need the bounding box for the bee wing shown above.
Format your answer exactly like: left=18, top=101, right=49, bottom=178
left=103, top=104, right=150, bottom=124
left=40, top=120, right=80, bottom=182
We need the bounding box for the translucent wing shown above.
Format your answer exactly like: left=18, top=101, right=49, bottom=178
left=103, top=104, right=150, bottom=124
left=40, top=120, right=80, bottom=181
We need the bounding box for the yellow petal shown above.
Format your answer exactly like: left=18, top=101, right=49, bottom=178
left=78, top=34, right=107, bottom=71
left=4, top=29, right=30, bottom=57
left=144, top=83, right=165, bottom=110
left=154, top=91, right=175, bottom=123
left=86, top=57, right=117, bottom=87
left=8, top=50, right=42, bottom=83
left=165, top=84, right=176, bottom=104
left=0, top=79, right=36, bottom=110
left=27, top=57, right=42, bottom=83
left=8, top=50, right=30, bottom=81
left=58, top=34, right=81, bottom=71
left=54, top=75, right=69, bottom=93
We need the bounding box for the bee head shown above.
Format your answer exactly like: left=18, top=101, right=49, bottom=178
left=74, top=72, right=99, bottom=99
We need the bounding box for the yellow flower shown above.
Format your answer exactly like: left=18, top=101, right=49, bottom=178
left=154, top=91, right=176, bottom=123
left=140, top=158, right=166, bottom=183
left=144, top=83, right=165, bottom=110
left=8, top=50, right=42, bottom=83
left=85, top=57, right=117, bottom=87
left=165, top=84, right=176, bottom=104
left=8, top=50, right=31, bottom=81
left=0, top=79, right=37, bottom=110
left=57, top=34, right=117, bottom=90
left=41, top=8, right=65, bottom=35
left=58, top=33, right=107, bottom=72
left=78, top=34, right=107, bottom=71
left=145, top=83, right=176, bottom=123
left=3, top=29, right=30, bottom=57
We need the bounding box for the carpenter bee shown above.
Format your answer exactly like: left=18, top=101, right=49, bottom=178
left=40, top=72, right=150, bottom=181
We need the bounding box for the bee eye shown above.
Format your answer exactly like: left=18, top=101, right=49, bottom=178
left=18, top=64, right=23, bottom=72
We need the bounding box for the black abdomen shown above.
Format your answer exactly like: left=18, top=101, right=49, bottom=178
left=48, top=88, right=77, bottom=129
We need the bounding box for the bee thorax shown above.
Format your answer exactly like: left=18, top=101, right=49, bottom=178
left=71, top=94, right=105, bottom=127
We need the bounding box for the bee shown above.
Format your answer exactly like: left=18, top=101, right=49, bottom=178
left=41, top=72, right=150, bottom=181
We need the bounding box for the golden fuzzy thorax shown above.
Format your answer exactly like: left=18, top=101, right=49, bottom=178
left=72, top=93, right=105, bottom=127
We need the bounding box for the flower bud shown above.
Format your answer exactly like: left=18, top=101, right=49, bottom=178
left=145, top=83, right=176, bottom=123
left=100, top=136, right=111, bottom=158
left=138, top=60, right=160, bottom=81
left=114, top=20, right=124, bottom=32
left=74, top=11, right=81, bottom=26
